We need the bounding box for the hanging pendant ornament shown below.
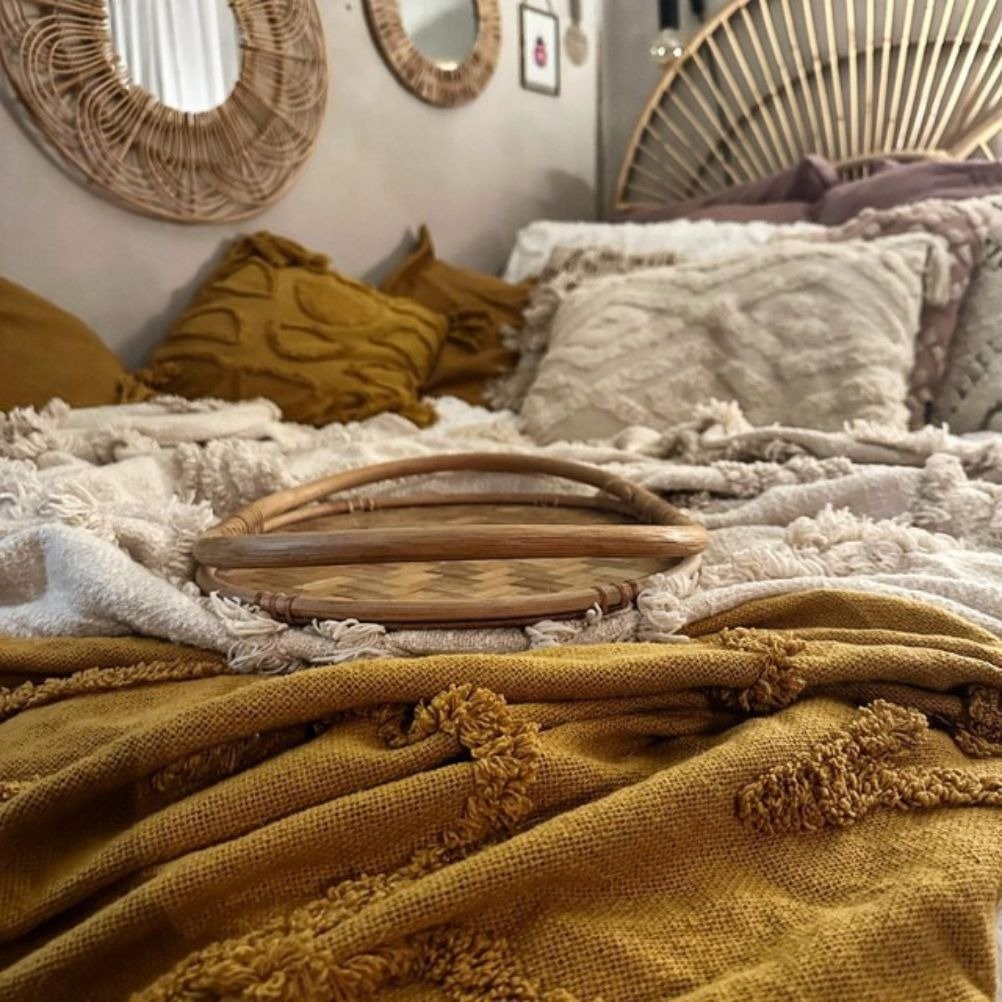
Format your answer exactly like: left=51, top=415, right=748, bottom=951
left=650, top=28, right=684, bottom=65
left=564, top=0, right=589, bottom=66
left=651, top=0, right=684, bottom=65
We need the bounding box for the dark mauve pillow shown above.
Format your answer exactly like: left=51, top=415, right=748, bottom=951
left=811, top=160, right=1002, bottom=225
left=617, top=155, right=837, bottom=222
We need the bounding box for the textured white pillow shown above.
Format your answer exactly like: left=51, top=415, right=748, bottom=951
left=520, top=233, right=952, bottom=444
left=502, top=218, right=820, bottom=283
left=490, top=245, right=679, bottom=412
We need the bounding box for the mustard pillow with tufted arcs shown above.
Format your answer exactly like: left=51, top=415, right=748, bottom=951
left=144, top=233, right=449, bottom=427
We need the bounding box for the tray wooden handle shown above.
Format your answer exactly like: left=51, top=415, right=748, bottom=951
left=195, top=453, right=707, bottom=569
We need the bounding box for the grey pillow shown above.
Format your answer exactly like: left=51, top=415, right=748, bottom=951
left=932, top=200, right=1002, bottom=433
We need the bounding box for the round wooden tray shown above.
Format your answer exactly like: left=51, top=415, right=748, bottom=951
left=194, top=453, right=708, bottom=629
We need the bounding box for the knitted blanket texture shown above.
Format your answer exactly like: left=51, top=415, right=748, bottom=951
left=2, top=592, right=1002, bottom=999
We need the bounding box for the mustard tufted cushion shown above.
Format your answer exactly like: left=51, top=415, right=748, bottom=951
left=380, top=226, right=533, bottom=405
left=144, top=233, right=448, bottom=427
left=0, top=277, right=149, bottom=412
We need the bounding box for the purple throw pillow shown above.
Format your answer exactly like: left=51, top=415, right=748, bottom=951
left=811, top=160, right=1002, bottom=225
left=616, top=155, right=837, bottom=222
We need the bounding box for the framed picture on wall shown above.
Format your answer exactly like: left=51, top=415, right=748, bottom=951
left=519, top=4, right=560, bottom=97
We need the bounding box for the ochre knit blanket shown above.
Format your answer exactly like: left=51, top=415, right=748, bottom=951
left=3, top=590, right=1002, bottom=1000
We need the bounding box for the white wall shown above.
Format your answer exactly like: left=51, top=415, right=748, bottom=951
left=0, top=0, right=601, bottom=367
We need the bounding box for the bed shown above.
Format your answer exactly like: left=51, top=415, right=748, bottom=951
left=3, top=2, right=1002, bottom=999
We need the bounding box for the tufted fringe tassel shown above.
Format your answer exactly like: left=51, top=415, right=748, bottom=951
left=133, top=685, right=559, bottom=1002
left=138, top=726, right=316, bottom=813
left=737, top=700, right=1002, bottom=835
left=0, top=659, right=223, bottom=724
left=636, top=565, right=699, bottom=643
left=208, top=593, right=298, bottom=674
left=526, top=619, right=584, bottom=649
left=953, top=685, right=1002, bottom=758
left=712, top=629, right=807, bottom=713
left=0, top=401, right=77, bottom=461
left=135, top=922, right=585, bottom=1002
left=308, top=618, right=389, bottom=665
left=209, top=593, right=288, bottom=639
left=159, top=499, right=216, bottom=586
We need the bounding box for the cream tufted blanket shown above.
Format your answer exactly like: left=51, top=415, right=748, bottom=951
left=1, top=395, right=1001, bottom=672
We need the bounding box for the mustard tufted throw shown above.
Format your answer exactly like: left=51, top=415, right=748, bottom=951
left=4, top=592, right=1002, bottom=1000
left=144, top=233, right=449, bottom=427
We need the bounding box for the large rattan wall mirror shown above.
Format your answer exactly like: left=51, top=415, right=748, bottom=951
left=364, top=0, right=500, bottom=107
left=0, top=0, right=328, bottom=222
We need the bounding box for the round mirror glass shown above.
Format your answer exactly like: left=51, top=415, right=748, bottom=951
left=399, top=0, right=478, bottom=69
left=108, top=0, right=241, bottom=113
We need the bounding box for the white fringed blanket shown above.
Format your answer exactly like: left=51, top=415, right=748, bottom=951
left=2, top=396, right=1001, bottom=672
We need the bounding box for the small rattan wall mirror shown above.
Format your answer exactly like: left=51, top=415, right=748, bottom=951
left=364, top=0, right=500, bottom=107
left=0, top=0, right=328, bottom=222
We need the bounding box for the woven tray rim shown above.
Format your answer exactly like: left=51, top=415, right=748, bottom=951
left=195, top=453, right=707, bottom=628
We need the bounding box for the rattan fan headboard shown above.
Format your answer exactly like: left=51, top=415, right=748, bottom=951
left=614, top=0, right=1002, bottom=212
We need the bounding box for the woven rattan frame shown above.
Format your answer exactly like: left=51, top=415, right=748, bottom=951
left=194, top=453, right=708, bottom=628
left=614, top=0, right=1002, bottom=212
left=0, top=0, right=327, bottom=222
left=363, top=0, right=500, bottom=107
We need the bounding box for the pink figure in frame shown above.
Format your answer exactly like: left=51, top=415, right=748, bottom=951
left=534, top=35, right=548, bottom=68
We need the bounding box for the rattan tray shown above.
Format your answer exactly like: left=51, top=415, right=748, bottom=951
left=194, top=453, right=708, bottom=629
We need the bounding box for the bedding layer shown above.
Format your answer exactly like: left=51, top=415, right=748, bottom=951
left=2, top=592, right=1002, bottom=999
left=1, top=397, right=1001, bottom=670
